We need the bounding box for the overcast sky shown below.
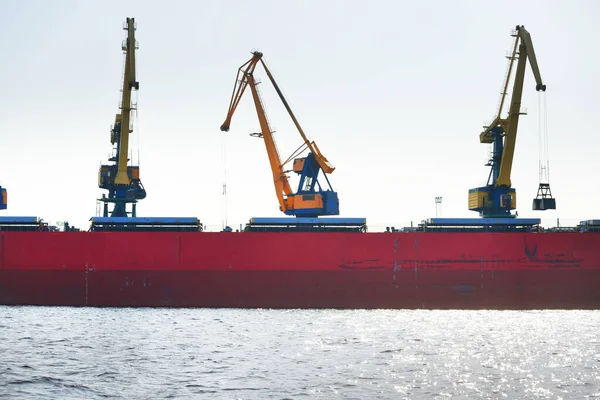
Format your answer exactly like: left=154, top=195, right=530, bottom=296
left=0, top=0, right=598, bottom=231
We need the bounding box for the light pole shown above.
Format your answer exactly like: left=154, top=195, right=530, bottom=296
left=435, top=196, right=443, bottom=217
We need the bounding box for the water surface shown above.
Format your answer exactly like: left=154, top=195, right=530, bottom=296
left=0, top=308, right=599, bottom=399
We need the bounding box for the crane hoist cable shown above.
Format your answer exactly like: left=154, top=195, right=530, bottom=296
left=533, top=89, right=555, bottom=209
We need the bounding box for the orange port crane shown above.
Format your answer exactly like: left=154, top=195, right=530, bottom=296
left=220, top=51, right=339, bottom=217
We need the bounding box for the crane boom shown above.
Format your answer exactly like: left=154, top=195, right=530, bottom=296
left=221, top=53, right=292, bottom=212
left=247, top=70, right=294, bottom=211
left=221, top=51, right=339, bottom=217
left=497, top=25, right=545, bottom=187
left=114, top=17, right=139, bottom=186
left=480, top=25, right=546, bottom=188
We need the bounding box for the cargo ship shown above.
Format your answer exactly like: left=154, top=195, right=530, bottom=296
left=0, top=217, right=599, bottom=309
left=0, top=21, right=598, bottom=310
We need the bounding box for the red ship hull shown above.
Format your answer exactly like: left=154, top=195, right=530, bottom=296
left=1, top=231, right=599, bottom=309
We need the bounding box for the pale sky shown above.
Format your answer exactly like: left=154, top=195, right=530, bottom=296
left=0, top=0, right=598, bottom=231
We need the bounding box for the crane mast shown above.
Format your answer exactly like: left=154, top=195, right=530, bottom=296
left=221, top=51, right=339, bottom=218
left=469, top=25, right=555, bottom=218
left=98, top=17, right=146, bottom=218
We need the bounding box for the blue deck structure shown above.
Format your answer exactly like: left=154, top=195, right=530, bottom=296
left=415, top=217, right=541, bottom=232
left=245, top=217, right=367, bottom=232
left=89, top=217, right=202, bottom=232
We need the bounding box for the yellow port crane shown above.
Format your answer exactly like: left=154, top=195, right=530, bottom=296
left=469, top=25, right=555, bottom=218
left=98, top=17, right=146, bottom=217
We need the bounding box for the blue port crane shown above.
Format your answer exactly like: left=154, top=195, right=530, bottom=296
left=98, top=17, right=146, bottom=218
left=0, top=186, right=6, bottom=210
left=220, top=51, right=339, bottom=218
left=469, top=25, right=555, bottom=218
